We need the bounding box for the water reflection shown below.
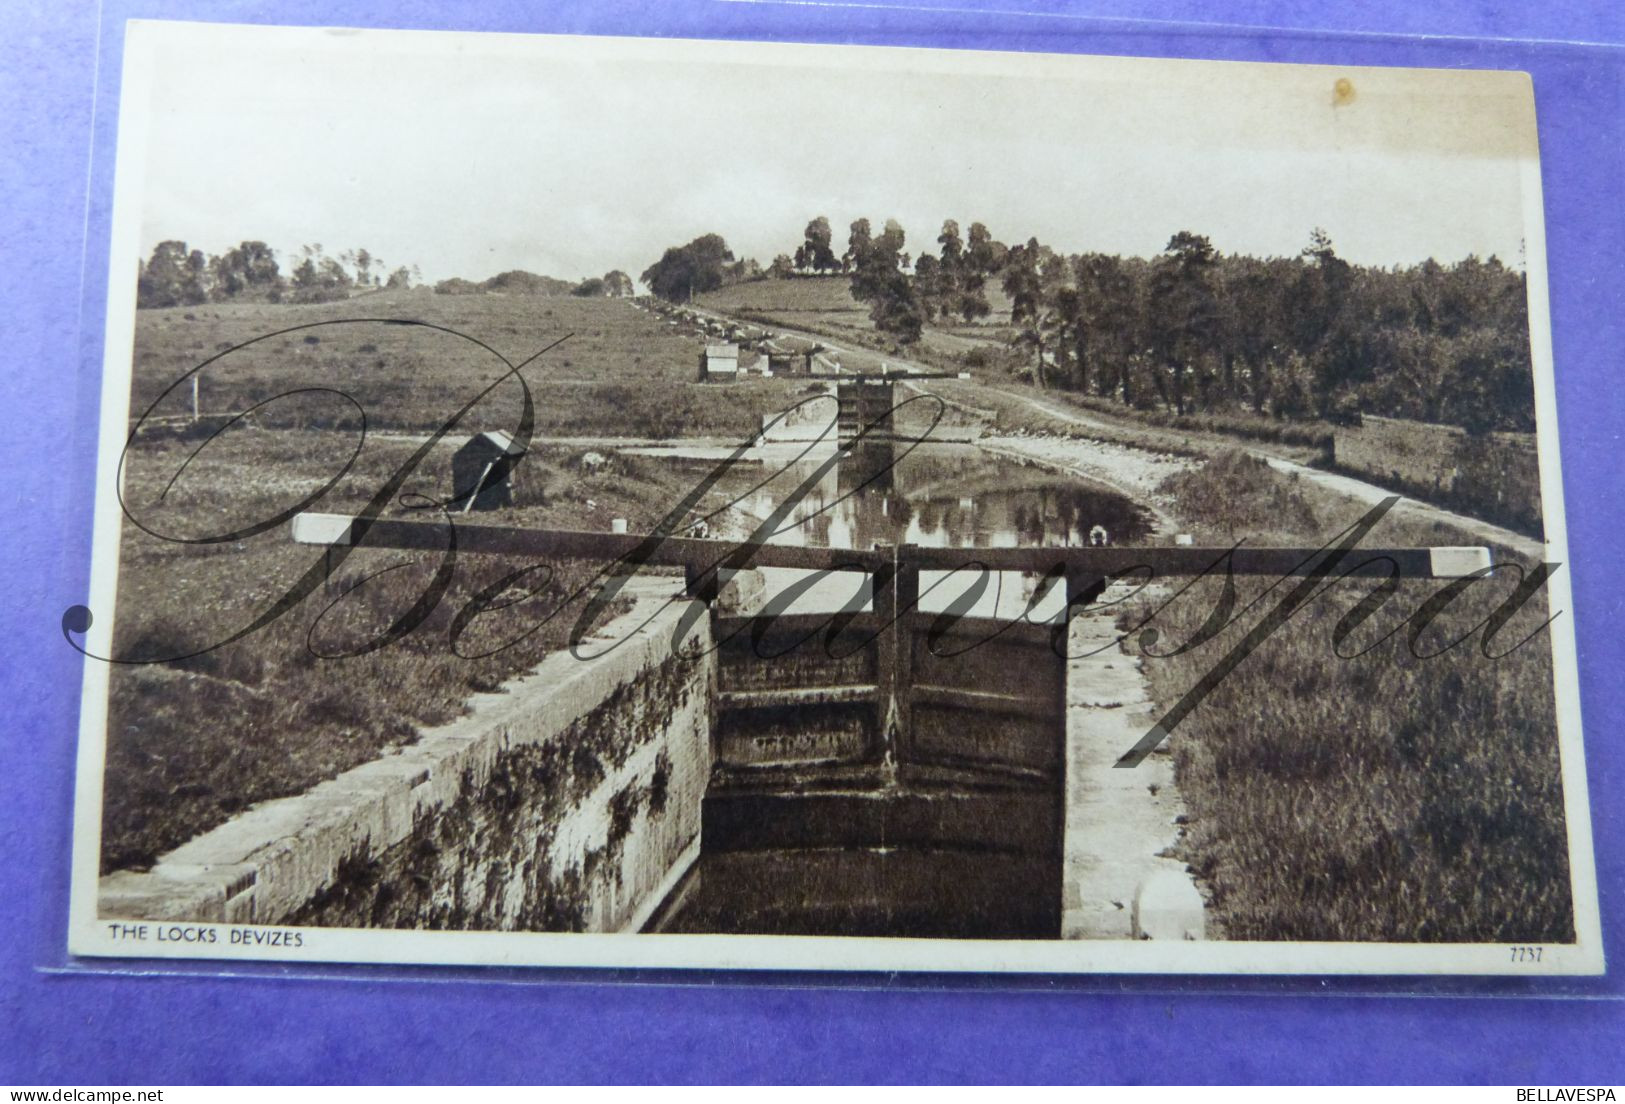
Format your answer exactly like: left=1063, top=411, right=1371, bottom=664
left=715, top=441, right=1154, bottom=553
left=668, top=442, right=1155, bottom=620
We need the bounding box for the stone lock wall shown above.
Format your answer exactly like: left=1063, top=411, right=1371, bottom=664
left=99, top=579, right=714, bottom=933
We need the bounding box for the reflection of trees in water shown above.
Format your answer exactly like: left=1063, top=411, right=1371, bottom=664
left=889, top=495, right=914, bottom=532
left=710, top=446, right=1153, bottom=549
left=838, top=443, right=902, bottom=551
left=915, top=500, right=944, bottom=537
left=803, top=511, right=833, bottom=547
left=909, top=484, right=1152, bottom=547
left=1054, top=494, right=1078, bottom=543
left=837, top=444, right=896, bottom=498
left=1012, top=503, right=1040, bottom=545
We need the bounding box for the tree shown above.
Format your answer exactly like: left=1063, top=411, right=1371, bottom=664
left=937, top=218, right=964, bottom=269
left=602, top=270, right=634, bottom=297
left=1219, top=257, right=1292, bottom=413
left=288, top=244, right=353, bottom=303
left=319, top=257, right=351, bottom=292
left=912, top=253, right=945, bottom=321
left=1287, top=227, right=1356, bottom=412
left=848, top=218, right=922, bottom=345
left=932, top=221, right=1000, bottom=324
left=1147, top=231, right=1219, bottom=415
left=346, top=248, right=374, bottom=286
left=768, top=254, right=795, bottom=279
left=843, top=218, right=873, bottom=273
left=572, top=276, right=606, bottom=297
left=182, top=248, right=209, bottom=304
left=794, top=216, right=839, bottom=273
left=1029, top=251, right=1087, bottom=390
left=956, top=272, right=991, bottom=325
left=1272, top=350, right=1316, bottom=419
left=137, top=240, right=209, bottom=308
left=724, top=257, right=762, bottom=284
left=384, top=266, right=413, bottom=290
left=1073, top=253, right=1137, bottom=399
left=640, top=233, right=735, bottom=301
left=920, top=219, right=988, bottom=323
left=966, top=222, right=1007, bottom=280
left=207, top=241, right=281, bottom=302
left=482, top=270, right=574, bottom=296
left=291, top=258, right=319, bottom=295
left=1002, top=238, right=1049, bottom=386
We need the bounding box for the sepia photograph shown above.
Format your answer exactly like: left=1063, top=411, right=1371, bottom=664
left=67, top=20, right=1601, bottom=974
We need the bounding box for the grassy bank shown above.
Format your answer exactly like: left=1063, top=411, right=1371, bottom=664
left=1128, top=451, right=1572, bottom=941
left=101, top=428, right=706, bottom=872
left=133, top=294, right=805, bottom=439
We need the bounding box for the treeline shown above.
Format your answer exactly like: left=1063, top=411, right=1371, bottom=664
left=135, top=241, right=419, bottom=308
left=433, top=268, right=634, bottom=298
left=138, top=241, right=633, bottom=308
left=644, top=217, right=1536, bottom=434
left=986, top=227, right=1535, bottom=434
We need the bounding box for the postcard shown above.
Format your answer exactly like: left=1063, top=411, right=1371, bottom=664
left=67, top=20, right=1601, bottom=974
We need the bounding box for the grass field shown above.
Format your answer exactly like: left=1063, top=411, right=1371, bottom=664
left=102, top=290, right=812, bottom=872
left=1125, top=452, right=1572, bottom=942
left=132, top=293, right=805, bottom=440
left=1333, top=415, right=1543, bottom=538
left=101, top=424, right=721, bottom=872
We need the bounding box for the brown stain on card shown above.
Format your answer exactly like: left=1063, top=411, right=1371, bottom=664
left=1332, top=77, right=1356, bottom=107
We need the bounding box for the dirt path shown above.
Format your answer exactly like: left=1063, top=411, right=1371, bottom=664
left=1254, top=455, right=1542, bottom=559
left=972, top=390, right=1543, bottom=557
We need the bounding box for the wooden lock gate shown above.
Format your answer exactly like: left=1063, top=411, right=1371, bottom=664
left=293, top=508, right=1490, bottom=937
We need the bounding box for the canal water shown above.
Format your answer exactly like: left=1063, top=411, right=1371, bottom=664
left=677, top=440, right=1155, bottom=620
left=634, top=440, right=1155, bottom=939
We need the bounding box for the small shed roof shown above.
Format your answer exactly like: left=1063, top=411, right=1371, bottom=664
left=705, top=343, right=740, bottom=358
left=462, top=430, right=527, bottom=456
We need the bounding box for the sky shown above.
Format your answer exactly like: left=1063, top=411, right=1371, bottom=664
left=128, top=22, right=1540, bottom=286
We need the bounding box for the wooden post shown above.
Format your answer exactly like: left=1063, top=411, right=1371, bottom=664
left=684, top=563, right=721, bottom=605
left=874, top=544, right=919, bottom=770
left=191, top=372, right=200, bottom=423
left=1063, top=567, right=1109, bottom=620
left=893, top=543, right=921, bottom=618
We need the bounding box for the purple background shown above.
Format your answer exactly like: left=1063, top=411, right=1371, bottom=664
left=5, top=0, right=1624, bottom=1084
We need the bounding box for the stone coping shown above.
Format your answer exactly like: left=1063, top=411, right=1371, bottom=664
left=99, top=577, right=699, bottom=925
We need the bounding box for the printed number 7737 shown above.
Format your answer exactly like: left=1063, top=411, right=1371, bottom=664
left=1510, top=946, right=1544, bottom=963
